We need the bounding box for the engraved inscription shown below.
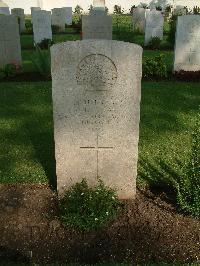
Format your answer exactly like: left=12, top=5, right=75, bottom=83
left=73, top=98, right=121, bottom=130
left=76, top=54, right=117, bottom=89
left=80, top=134, right=113, bottom=178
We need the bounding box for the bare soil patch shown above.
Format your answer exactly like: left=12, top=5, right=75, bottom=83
left=0, top=185, right=199, bottom=264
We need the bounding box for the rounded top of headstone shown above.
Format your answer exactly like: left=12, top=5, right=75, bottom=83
left=0, top=0, right=9, bottom=7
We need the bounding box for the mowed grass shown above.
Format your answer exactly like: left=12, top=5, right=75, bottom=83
left=0, top=81, right=199, bottom=187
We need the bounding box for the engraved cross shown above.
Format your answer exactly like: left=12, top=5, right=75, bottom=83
left=80, top=134, right=113, bottom=178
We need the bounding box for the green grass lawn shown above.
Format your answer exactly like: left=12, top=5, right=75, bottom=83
left=21, top=32, right=172, bottom=50
left=21, top=49, right=174, bottom=74
left=0, top=81, right=199, bottom=188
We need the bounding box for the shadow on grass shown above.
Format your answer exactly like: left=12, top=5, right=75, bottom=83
left=0, top=82, right=56, bottom=188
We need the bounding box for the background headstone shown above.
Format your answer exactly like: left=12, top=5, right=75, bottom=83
left=82, top=10, right=112, bottom=40
left=51, top=40, right=143, bottom=199
left=0, top=15, right=22, bottom=68
left=11, top=8, right=25, bottom=33
left=132, top=7, right=146, bottom=33
left=32, top=10, right=52, bottom=44
left=31, top=7, right=41, bottom=22
left=174, top=15, right=200, bottom=72
left=0, top=0, right=10, bottom=15
left=62, top=7, right=72, bottom=25
left=93, top=0, right=105, bottom=10
left=145, top=10, right=164, bottom=45
left=52, top=8, right=66, bottom=32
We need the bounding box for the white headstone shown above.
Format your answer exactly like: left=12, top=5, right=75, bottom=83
left=174, top=15, right=200, bottom=72
left=0, top=15, right=22, bottom=68
left=93, top=0, right=105, bottom=10
left=82, top=11, right=112, bottom=40
left=51, top=40, right=143, bottom=199
left=0, top=0, right=10, bottom=15
left=11, top=8, right=26, bottom=33
left=32, top=10, right=52, bottom=44
left=52, top=8, right=66, bottom=32
left=31, top=7, right=41, bottom=22
left=145, top=10, right=164, bottom=45
left=132, top=7, right=146, bottom=33
left=0, top=7, right=9, bottom=15
left=62, top=7, right=72, bottom=25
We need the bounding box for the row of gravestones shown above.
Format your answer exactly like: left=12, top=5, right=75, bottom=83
left=3, top=7, right=72, bottom=36
left=132, top=8, right=164, bottom=45
left=0, top=3, right=200, bottom=198
left=83, top=7, right=164, bottom=45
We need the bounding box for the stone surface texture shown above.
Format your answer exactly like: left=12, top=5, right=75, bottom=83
left=32, top=10, right=52, bottom=44
left=145, top=10, right=164, bottom=45
left=51, top=40, right=143, bottom=199
left=0, top=15, right=22, bottom=68
left=174, top=15, right=200, bottom=71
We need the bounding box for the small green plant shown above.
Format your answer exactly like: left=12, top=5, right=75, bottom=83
left=0, top=63, right=22, bottom=80
left=147, top=37, right=162, bottom=49
left=25, top=19, right=33, bottom=34
left=31, top=44, right=51, bottom=79
left=175, top=111, right=200, bottom=217
left=37, top=38, right=53, bottom=49
left=51, top=25, right=62, bottom=34
left=59, top=179, right=122, bottom=231
left=143, top=54, right=168, bottom=79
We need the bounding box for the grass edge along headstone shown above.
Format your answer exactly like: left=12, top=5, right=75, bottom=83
left=51, top=40, right=143, bottom=199
left=174, top=15, right=200, bottom=72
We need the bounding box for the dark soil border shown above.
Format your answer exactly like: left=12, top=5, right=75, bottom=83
left=0, top=184, right=199, bottom=264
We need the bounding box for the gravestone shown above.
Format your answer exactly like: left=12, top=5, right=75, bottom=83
left=174, top=15, right=200, bottom=72
left=0, top=15, right=22, bottom=68
left=32, top=10, right=52, bottom=44
left=62, top=7, right=72, bottom=25
left=132, top=7, right=146, bottom=33
left=31, top=7, right=41, bottom=22
left=51, top=40, right=143, bottom=199
left=52, top=8, right=66, bottom=32
left=0, top=0, right=10, bottom=15
left=82, top=0, right=112, bottom=40
left=11, top=8, right=25, bottom=33
left=145, top=10, right=164, bottom=45
left=93, top=0, right=105, bottom=10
